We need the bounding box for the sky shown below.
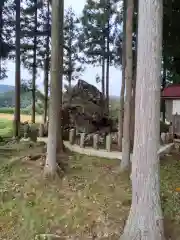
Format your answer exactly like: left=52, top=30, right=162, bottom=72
left=2, top=0, right=122, bottom=96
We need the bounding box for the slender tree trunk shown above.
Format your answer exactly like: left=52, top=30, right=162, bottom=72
left=130, top=5, right=138, bottom=151
left=44, top=0, right=64, bottom=176
left=106, top=20, right=110, bottom=114
left=101, top=35, right=105, bottom=99
left=68, top=39, right=72, bottom=88
left=130, top=68, right=136, bottom=150
left=120, top=0, right=164, bottom=239
left=43, top=0, right=50, bottom=124
left=121, top=0, right=134, bottom=171
left=14, top=0, right=21, bottom=138
left=106, top=50, right=110, bottom=114
left=162, top=55, right=166, bottom=122
left=31, top=0, right=37, bottom=123
left=118, top=0, right=126, bottom=150
left=101, top=55, right=105, bottom=97
left=43, top=56, right=49, bottom=124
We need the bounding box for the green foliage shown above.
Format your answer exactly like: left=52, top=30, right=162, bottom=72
left=79, top=0, right=121, bottom=66
left=63, top=7, right=84, bottom=84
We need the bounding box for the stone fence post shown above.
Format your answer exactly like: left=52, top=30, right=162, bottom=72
left=69, top=129, right=75, bottom=145
left=80, top=133, right=86, bottom=148
left=106, top=134, right=111, bottom=152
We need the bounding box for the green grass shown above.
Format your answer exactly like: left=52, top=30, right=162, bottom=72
left=0, top=119, right=13, bottom=137
left=0, top=141, right=180, bottom=239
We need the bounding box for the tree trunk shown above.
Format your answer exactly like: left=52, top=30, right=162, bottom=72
left=121, top=0, right=134, bottom=171
left=14, top=0, right=21, bottom=138
left=68, top=40, right=72, bottom=88
left=43, top=0, right=50, bottom=124
left=31, top=0, right=37, bottom=123
left=161, top=55, right=166, bottom=122
left=101, top=36, right=105, bottom=99
left=118, top=0, right=126, bottom=151
left=105, top=20, right=110, bottom=114
left=44, top=0, right=64, bottom=176
left=130, top=6, right=138, bottom=151
left=120, top=0, right=165, bottom=239
left=130, top=69, right=136, bottom=150
left=43, top=57, right=49, bottom=124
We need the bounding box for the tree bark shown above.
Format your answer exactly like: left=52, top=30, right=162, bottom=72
left=121, top=0, right=134, bottom=171
left=118, top=0, right=126, bottom=151
left=101, top=36, right=105, bottom=99
left=130, top=6, right=138, bottom=151
left=130, top=69, right=136, bottom=151
left=44, top=0, right=64, bottom=176
left=105, top=1, right=110, bottom=114
left=43, top=0, right=50, bottom=124
left=105, top=56, right=109, bottom=113
left=31, top=0, right=38, bottom=123
left=68, top=15, right=73, bottom=88
left=120, top=0, right=165, bottom=239
left=14, top=0, right=21, bottom=138
left=161, top=55, right=166, bottom=122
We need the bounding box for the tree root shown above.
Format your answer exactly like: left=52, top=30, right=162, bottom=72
left=43, top=164, right=64, bottom=180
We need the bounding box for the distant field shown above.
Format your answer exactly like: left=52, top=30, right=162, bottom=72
left=0, top=113, right=42, bottom=122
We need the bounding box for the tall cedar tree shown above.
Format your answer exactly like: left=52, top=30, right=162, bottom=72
left=42, top=0, right=50, bottom=124
left=121, top=0, right=134, bottom=171
left=121, top=0, right=164, bottom=238
left=79, top=0, right=121, bottom=108
left=0, top=0, right=13, bottom=79
left=64, top=7, right=84, bottom=87
left=14, top=0, right=21, bottom=137
left=44, top=0, right=64, bottom=176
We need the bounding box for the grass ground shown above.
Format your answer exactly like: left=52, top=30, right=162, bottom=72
left=0, top=140, right=180, bottom=239
left=0, top=118, right=180, bottom=239
left=0, top=119, right=13, bottom=137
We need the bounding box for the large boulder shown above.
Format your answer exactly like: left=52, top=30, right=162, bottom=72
left=45, top=80, right=117, bottom=136
left=63, top=80, right=112, bottom=133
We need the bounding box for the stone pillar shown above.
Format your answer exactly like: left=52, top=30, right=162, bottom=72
left=39, top=123, right=44, bottom=137
left=169, top=124, right=173, bottom=142
left=166, top=133, right=170, bottom=143
left=106, top=134, right=111, bottom=152
left=23, top=123, right=30, bottom=138
left=44, top=122, right=49, bottom=136
left=69, top=129, right=75, bottom=145
left=161, top=132, right=166, bottom=144
left=93, top=134, right=99, bottom=150
left=80, top=133, right=86, bottom=148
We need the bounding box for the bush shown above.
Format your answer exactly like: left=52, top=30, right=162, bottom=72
left=0, top=107, right=15, bottom=114
left=0, top=107, right=43, bottom=115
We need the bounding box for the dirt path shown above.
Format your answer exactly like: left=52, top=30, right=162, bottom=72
left=0, top=113, right=42, bottom=122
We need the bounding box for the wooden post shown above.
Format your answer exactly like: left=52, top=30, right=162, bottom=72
left=93, top=134, right=99, bottom=149
left=106, top=134, right=111, bottom=151
left=69, top=129, right=75, bottom=145
left=80, top=133, right=86, bottom=148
